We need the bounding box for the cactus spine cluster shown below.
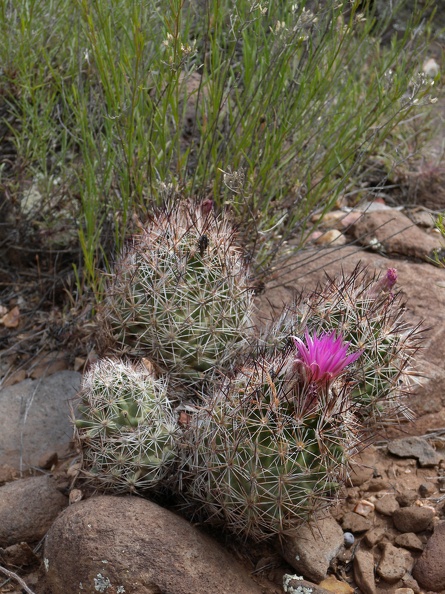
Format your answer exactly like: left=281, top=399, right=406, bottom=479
left=101, top=200, right=254, bottom=391
left=183, top=338, right=360, bottom=541
left=262, top=265, right=422, bottom=429
left=74, top=358, right=178, bottom=494
left=73, top=199, right=423, bottom=543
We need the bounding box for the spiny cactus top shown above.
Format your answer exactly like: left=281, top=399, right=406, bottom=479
left=183, top=336, right=361, bottom=541
left=101, top=200, right=255, bottom=394
left=262, top=264, right=423, bottom=430
left=73, top=358, right=178, bottom=494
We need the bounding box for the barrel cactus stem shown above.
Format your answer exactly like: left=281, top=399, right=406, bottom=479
left=100, top=200, right=255, bottom=397
left=182, top=337, right=360, bottom=541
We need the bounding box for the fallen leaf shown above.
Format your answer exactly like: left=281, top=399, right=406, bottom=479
left=0, top=306, right=20, bottom=328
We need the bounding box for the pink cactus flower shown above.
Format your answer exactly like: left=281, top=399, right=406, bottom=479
left=369, top=267, right=398, bottom=297
left=293, top=330, right=361, bottom=384
left=385, top=268, right=397, bottom=291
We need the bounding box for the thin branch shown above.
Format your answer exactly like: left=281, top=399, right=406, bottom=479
left=0, top=564, right=36, bottom=594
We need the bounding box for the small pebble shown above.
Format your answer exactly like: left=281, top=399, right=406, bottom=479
left=396, top=489, right=418, bottom=508
left=314, top=229, right=347, bottom=246
left=363, top=527, right=385, bottom=548
left=354, top=500, right=375, bottom=517
left=344, top=532, right=355, bottom=548
left=418, top=482, right=436, bottom=498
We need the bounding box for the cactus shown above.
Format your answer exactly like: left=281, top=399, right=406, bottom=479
left=261, top=264, right=422, bottom=429
left=73, top=358, right=178, bottom=494
left=183, top=333, right=360, bottom=541
left=101, top=200, right=255, bottom=393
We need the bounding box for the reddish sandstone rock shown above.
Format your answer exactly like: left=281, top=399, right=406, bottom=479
left=0, top=476, right=68, bottom=546
left=392, top=507, right=434, bottom=534
left=42, top=496, right=263, bottom=594
left=413, top=521, right=445, bottom=591
left=347, top=209, right=441, bottom=261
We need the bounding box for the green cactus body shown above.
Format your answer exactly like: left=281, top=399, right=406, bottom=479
left=102, top=202, right=254, bottom=391
left=184, top=348, right=356, bottom=541
left=263, top=265, right=422, bottom=429
left=73, top=359, right=178, bottom=494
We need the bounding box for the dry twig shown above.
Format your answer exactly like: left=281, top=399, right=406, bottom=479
left=0, top=564, right=36, bottom=594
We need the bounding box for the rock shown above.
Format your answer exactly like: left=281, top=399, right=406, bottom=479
left=0, top=542, right=39, bottom=567
left=394, top=589, right=414, bottom=594
left=340, top=211, right=363, bottom=229
left=348, top=209, right=442, bottom=261
left=366, top=478, right=390, bottom=492
left=374, top=494, right=400, bottom=517
left=354, top=200, right=392, bottom=212
left=38, top=451, right=58, bottom=470
left=388, top=437, right=442, bottom=467
left=353, top=547, right=376, bottom=594
left=319, top=575, right=354, bottom=594
left=377, top=542, right=409, bottom=584
left=413, top=521, right=445, bottom=591
left=346, top=489, right=361, bottom=502
left=282, top=516, right=344, bottom=583
left=364, top=527, right=385, bottom=548
left=0, top=464, right=17, bottom=486
left=343, top=532, right=355, bottom=548
left=342, top=512, right=373, bottom=533
left=393, top=506, right=434, bottom=533
left=0, top=371, right=81, bottom=470
left=347, top=452, right=375, bottom=487
left=396, top=489, right=418, bottom=508
left=43, top=496, right=263, bottom=594
left=418, top=481, right=436, bottom=497
left=394, top=532, right=424, bottom=552
left=0, top=475, right=68, bottom=546
left=283, top=574, right=332, bottom=594
left=401, top=573, right=420, bottom=593
left=406, top=208, right=436, bottom=229
left=354, top=500, right=375, bottom=517
left=314, top=229, right=347, bottom=246
left=312, top=210, right=346, bottom=227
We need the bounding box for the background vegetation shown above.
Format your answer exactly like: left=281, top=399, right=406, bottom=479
left=0, top=0, right=441, bottom=303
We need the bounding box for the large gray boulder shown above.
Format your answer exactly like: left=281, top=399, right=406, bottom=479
left=0, top=370, right=81, bottom=470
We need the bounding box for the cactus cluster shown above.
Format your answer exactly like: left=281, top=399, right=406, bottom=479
left=100, top=200, right=254, bottom=391
left=73, top=200, right=423, bottom=542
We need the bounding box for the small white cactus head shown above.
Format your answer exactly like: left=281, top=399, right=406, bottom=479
left=99, top=199, right=255, bottom=395
left=73, top=358, right=178, bottom=494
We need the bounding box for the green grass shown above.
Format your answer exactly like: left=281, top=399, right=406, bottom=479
left=0, top=0, right=440, bottom=300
